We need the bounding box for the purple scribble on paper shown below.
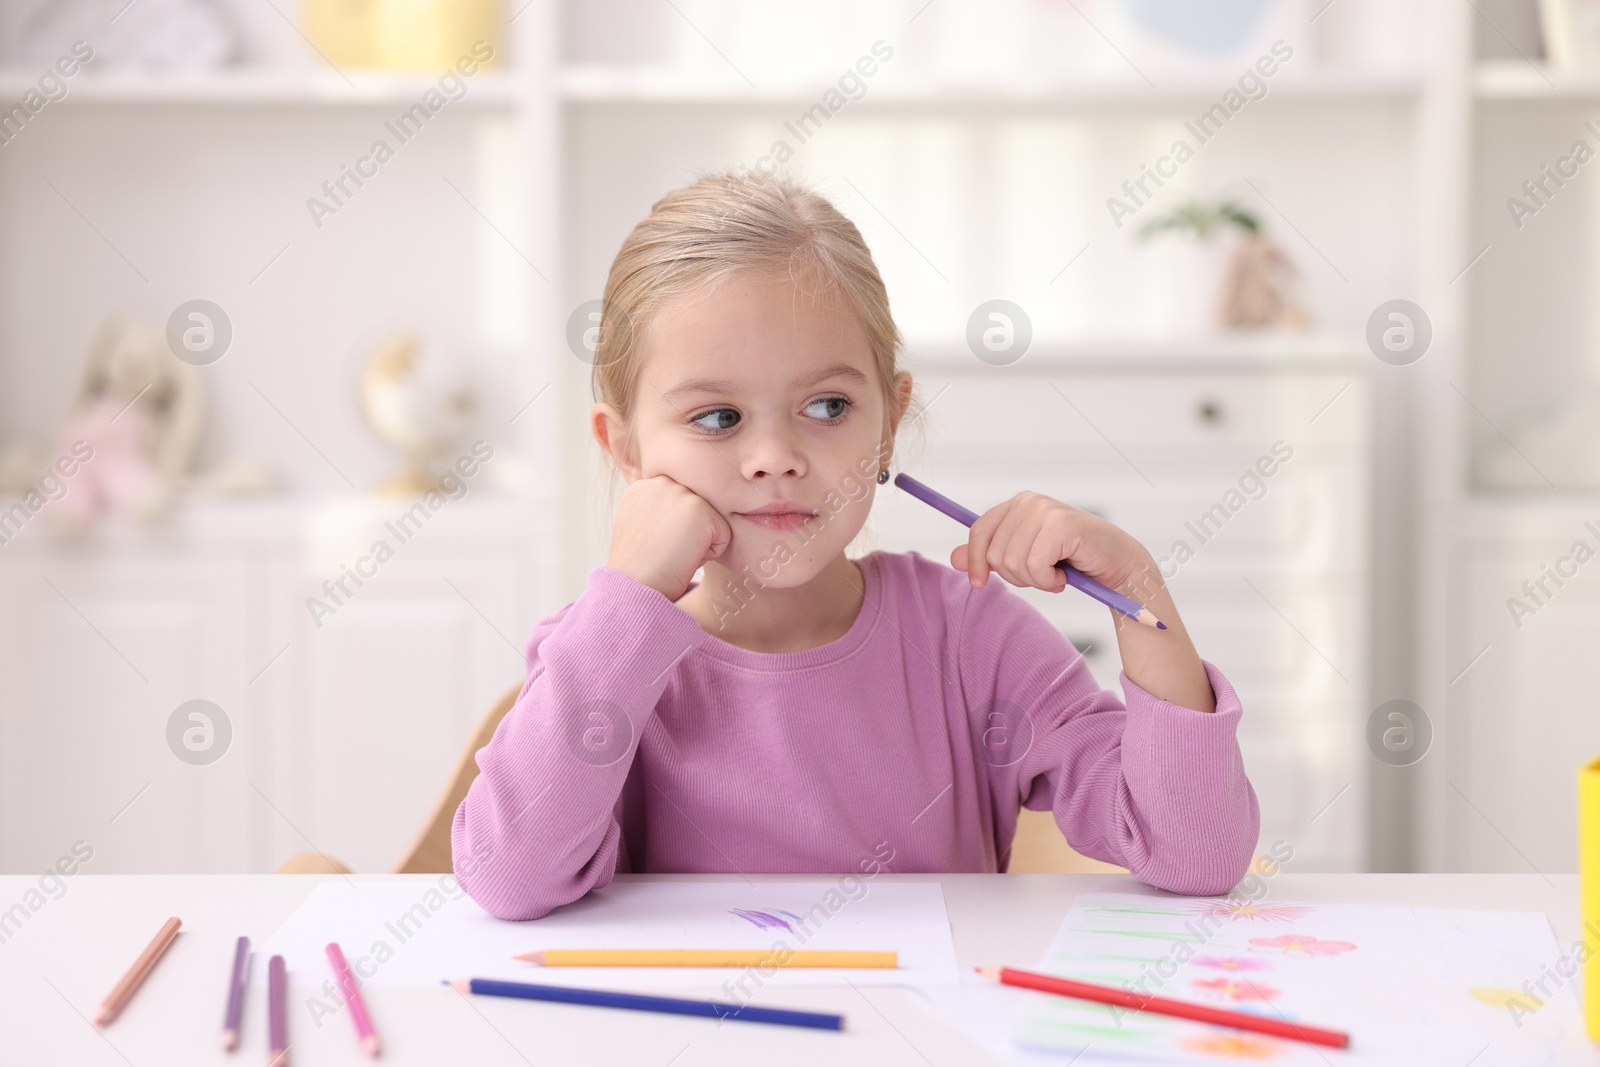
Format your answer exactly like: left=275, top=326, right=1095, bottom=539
left=729, top=908, right=806, bottom=932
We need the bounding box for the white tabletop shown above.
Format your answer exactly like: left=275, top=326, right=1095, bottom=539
left=0, top=872, right=1588, bottom=1065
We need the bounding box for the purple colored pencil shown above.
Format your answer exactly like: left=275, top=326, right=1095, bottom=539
left=219, top=936, right=249, bottom=1050
left=268, top=954, right=288, bottom=1066
left=893, top=473, right=1166, bottom=630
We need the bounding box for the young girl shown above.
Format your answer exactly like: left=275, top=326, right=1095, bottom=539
left=452, top=171, right=1259, bottom=921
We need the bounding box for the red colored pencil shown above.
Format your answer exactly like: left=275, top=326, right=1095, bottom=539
left=976, top=966, right=1349, bottom=1050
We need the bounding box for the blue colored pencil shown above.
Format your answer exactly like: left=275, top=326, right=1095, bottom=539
left=893, top=472, right=1166, bottom=629
left=446, top=977, right=843, bottom=1031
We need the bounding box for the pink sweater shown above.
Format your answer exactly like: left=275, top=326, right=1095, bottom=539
left=452, top=549, right=1260, bottom=920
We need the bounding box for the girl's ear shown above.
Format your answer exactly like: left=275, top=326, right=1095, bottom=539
left=884, top=370, right=915, bottom=447
left=891, top=370, right=914, bottom=428
left=591, top=402, right=640, bottom=481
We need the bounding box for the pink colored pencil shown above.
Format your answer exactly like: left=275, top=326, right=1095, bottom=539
left=326, top=942, right=380, bottom=1057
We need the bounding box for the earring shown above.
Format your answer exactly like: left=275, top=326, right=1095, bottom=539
left=876, top=468, right=890, bottom=484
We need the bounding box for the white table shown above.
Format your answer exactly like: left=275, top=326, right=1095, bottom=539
left=0, top=872, right=1589, bottom=1065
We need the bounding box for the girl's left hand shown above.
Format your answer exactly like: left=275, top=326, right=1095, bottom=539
left=949, top=491, right=1153, bottom=594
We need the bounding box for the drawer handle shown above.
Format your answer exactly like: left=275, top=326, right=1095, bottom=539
left=1196, top=398, right=1225, bottom=425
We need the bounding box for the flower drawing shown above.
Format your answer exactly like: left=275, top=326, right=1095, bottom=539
left=1247, top=934, right=1357, bottom=957
left=1191, top=977, right=1280, bottom=1002
left=1191, top=955, right=1271, bottom=972
left=1190, top=901, right=1313, bottom=923
left=1180, top=1033, right=1283, bottom=1059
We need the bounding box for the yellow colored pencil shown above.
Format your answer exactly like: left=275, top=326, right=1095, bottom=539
left=514, top=949, right=897, bottom=969
left=1580, top=755, right=1600, bottom=1040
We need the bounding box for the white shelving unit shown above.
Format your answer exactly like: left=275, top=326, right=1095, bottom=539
left=1409, top=7, right=1600, bottom=877
left=1474, top=57, right=1600, bottom=98
left=0, top=68, right=523, bottom=104
left=0, top=3, right=564, bottom=874
left=558, top=64, right=1424, bottom=105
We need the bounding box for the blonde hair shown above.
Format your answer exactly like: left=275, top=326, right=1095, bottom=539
left=591, top=169, right=924, bottom=486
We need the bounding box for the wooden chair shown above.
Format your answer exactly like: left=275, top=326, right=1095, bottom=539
left=1009, top=809, right=1128, bottom=874
left=275, top=680, right=1126, bottom=876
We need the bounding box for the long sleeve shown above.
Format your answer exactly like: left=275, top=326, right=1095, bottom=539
left=957, top=576, right=1259, bottom=895
left=451, top=566, right=707, bottom=920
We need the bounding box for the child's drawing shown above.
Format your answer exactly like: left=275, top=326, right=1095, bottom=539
left=1191, top=900, right=1314, bottom=923
left=1469, top=986, right=1543, bottom=1012
left=1005, top=892, right=1589, bottom=1065
left=1192, top=955, right=1272, bottom=971
left=1180, top=1033, right=1283, bottom=1060
left=1191, top=976, right=1279, bottom=1002
left=728, top=907, right=806, bottom=933
left=1247, top=934, right=1357, bottom=957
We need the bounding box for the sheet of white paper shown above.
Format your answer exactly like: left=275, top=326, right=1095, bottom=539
left=253, top=878, right=960, bottom=991
left=921, top=892, right=1593, bottom=1066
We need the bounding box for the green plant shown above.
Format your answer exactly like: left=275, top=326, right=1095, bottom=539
left=1137, top=199, right=1260, bottom=242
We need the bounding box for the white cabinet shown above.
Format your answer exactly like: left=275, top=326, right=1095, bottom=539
left=0, top=551, right=253, bottom=874
left=0, top=11, right=559, bottom=874
left=0, top=497, right=543, bottom=874
left=1442, top=510, right=1600, bottom=874
left=864, top=346, right=1371, bottom=870
left=257, top=513, right=534, bottom=873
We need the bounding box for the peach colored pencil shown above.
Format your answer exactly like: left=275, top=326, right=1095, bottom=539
left=95, top=917, right=182, bottom=1026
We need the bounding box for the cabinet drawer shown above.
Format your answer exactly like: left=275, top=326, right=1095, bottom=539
left=909, top=373, right=1365, bottom=469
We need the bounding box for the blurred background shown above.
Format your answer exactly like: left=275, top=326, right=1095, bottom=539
left=0, top=0, right=1588, bottom=882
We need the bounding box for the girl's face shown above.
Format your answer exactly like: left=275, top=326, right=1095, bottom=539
left=603, top=270, right=910, bottom=588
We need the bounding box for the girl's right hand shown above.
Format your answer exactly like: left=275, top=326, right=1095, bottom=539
left=607, top=474, right=732, bottom=601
